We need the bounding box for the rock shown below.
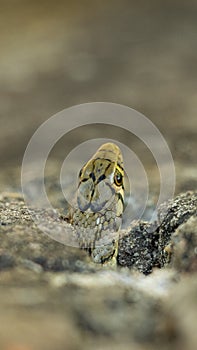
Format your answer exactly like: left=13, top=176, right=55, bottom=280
left=0, top=190, right=197, bottom=349
left=118, top=191, right=197, bottom=274
left=117, top=221, right=159, bottom=274
left=0, top=193, right=92, bottom=274
left=169, top=216, right=197, bottom=272
left=157, top=191, right=197, bottom=267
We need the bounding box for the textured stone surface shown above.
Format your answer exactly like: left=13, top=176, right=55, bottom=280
left=169, top=216, right=197, bottom=272
left=117, top=221, right=159, bottom=274
left=0, top=190, right=197, bottom=349
left=157, top=191, right=197, bottom=268
left=118, top=191, right=197, bottom=274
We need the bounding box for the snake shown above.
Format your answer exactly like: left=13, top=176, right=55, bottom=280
left=66, top=142, right=125, bottom=265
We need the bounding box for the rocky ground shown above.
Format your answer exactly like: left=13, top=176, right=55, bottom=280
left=0, top=188, right=196, bottom=350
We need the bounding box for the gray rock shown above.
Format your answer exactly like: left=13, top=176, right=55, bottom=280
left=118, top=191, right=197, bottom=274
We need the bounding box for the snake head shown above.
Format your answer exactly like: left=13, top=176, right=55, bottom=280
left=77, top=143, right=124, bottom=217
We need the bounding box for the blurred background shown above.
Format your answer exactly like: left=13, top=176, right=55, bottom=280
left=0, top=0, right=196, bottom=192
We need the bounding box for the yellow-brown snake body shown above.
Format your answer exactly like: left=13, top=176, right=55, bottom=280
left=68, top=143, right=125, bottom=264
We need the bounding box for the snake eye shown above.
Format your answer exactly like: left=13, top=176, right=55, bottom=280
left=114, top=169, right=123, bottom=186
